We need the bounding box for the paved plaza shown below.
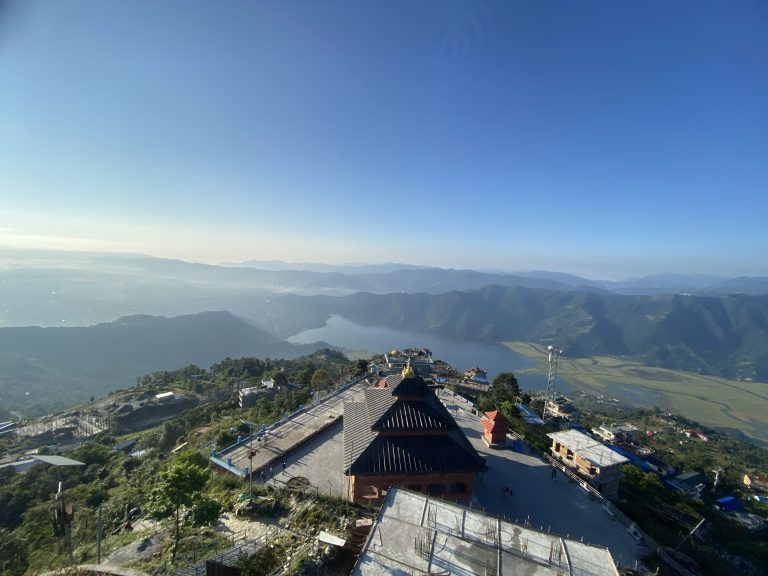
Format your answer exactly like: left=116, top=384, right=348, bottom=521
left=441, top=390, right=642, bottom=568
left=264, top=419, right=346, bottom=496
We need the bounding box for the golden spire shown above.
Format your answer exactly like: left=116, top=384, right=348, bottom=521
left=402, top=357, right=415, bottom=378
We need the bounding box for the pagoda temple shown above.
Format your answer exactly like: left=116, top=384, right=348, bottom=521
left=343, top=361, right=486, bottom=503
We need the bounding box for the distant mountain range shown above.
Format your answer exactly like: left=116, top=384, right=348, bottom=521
left=3, top=250, right=767, bottom=330
left=2, top=250, right=768, bottom=404
left=0, top=311, right=327, bottom=416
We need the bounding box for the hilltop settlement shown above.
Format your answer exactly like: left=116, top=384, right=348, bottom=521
left=1, top=348, right=767, bottom=576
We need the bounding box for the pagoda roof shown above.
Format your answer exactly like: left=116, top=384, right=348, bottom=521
left=374, top=398, right=456, bottom=431
left=346, top=434, right=486, bottom=475
left=360, top=388, right=457, bottom=432
left=343, top=376, right=485, bottom=476
left=390, top=375, right=431, bottom=397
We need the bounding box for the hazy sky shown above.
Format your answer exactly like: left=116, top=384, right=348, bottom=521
left=1, top=1, right=766, bottom=279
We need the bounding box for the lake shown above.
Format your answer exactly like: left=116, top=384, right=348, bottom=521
left=287, top=315, right=555, bottom=392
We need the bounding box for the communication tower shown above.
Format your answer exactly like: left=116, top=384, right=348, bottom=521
left=542, top=345, right=562, bottom=422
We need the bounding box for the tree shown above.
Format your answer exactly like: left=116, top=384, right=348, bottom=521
left=271, top=371, right=288, bottom=388
left=0, top=528, right=28, bottom=575
left=491, top=372, right=520, bottom=397
left=480, top=372, right=520, bottom=411
left=191, top=496, right=222, bottom=527
left=147, top=453, right=211, bottom=557
left=353, top=359, right=369, bottom=377
left=310, top=369, right=331, bottom=390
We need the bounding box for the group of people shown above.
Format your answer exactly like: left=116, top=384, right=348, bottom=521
left=258, top=461, right=288, bottom=483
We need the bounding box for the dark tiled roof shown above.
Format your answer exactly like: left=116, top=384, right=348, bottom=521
left=373, top=399, right=456, bottom=431
left=343, top=402, right=375, bottom=471
left=379, top=374, right=403, bottom=388
left=346, top=434, right=486, bottom=475
left=390, top=375, right=431, bottom=397
left=344, top=379, right=485, bottom=475
left=363, top=388, right=395, bottom=423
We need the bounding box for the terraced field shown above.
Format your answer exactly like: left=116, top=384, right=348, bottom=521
left=504, top=341, right=768, bottom=446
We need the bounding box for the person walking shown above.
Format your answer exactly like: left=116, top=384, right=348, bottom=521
left=551, top=467, right=557, bottom=480
left=282, top=461, right=286, bottom=474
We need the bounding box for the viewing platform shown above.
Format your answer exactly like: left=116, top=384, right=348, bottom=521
left=211, top=375, right=368, bottom=479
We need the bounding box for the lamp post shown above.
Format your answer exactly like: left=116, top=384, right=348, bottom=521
left=240, top=419, right=258, bottom=499
left=31, top=455, right=85, bottom=563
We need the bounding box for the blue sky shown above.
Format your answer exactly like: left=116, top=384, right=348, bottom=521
left=1, top=1, right=766, bottom=279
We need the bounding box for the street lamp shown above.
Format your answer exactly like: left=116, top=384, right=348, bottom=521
left=32, top=455, right=85, bottom=563
left=240, top=419, right=258, bottom=499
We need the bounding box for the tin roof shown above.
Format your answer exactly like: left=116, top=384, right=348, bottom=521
left=32, top=455, right=85, bottom=466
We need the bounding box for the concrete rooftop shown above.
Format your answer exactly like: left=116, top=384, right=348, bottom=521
left=354, top=487, right=620, bottom=576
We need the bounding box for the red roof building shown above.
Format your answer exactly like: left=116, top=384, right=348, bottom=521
left=482, top=410, right=509, bottom=446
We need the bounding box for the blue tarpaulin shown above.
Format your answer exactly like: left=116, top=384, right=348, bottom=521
left=716, top=496, right=742, bottom=512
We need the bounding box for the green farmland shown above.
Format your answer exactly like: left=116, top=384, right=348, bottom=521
left=505, top=341, right=768, bottom=446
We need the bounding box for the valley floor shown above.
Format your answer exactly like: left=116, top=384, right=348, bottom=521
left=505, top=342, right=768, bottom=446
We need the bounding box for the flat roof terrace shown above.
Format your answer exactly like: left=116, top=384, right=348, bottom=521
left=548, top=429, right=629, bottom=467
left=212, top=377, right=368, bottom=478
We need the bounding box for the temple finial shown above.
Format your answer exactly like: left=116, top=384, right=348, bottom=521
left=402, top=357, right=415, bottom=378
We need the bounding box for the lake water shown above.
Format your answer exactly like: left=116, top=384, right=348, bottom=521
left=287, top=315, right=555, bottom=392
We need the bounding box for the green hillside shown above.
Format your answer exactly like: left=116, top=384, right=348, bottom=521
left=0, top=312, right=325, bottom=416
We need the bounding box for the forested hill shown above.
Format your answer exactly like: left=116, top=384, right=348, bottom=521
left=275, top=286, right=768, bottom=380
left=0, top=311, right=326, bottom=415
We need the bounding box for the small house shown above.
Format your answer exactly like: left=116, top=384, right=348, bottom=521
left=592, top=423, right=639, bottom=444
left=481, top=410, right=509, bottom=447
left=113, top=438, right=138, bottom=454
left=239, top=387, right=260, bottom=408
left=743, top=472, right=768, bottom=492
left=643, top=455, right=676, bottom=477
left=464, top=367, right=489, bottom=384
left=548, top=429, right=629, bottom=496
left=665, top=471, right=707, bottom=499
left=545, top=396, right=580, bottom=421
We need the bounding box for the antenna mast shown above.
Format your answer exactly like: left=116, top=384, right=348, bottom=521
left=542, top=346, right=561, bottom=422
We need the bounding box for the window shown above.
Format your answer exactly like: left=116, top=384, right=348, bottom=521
left=427, top=483, right=444, bottom=496
left=449, top=482, right=467, bottom=494
left=358, top=485, right=376, bottom=497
